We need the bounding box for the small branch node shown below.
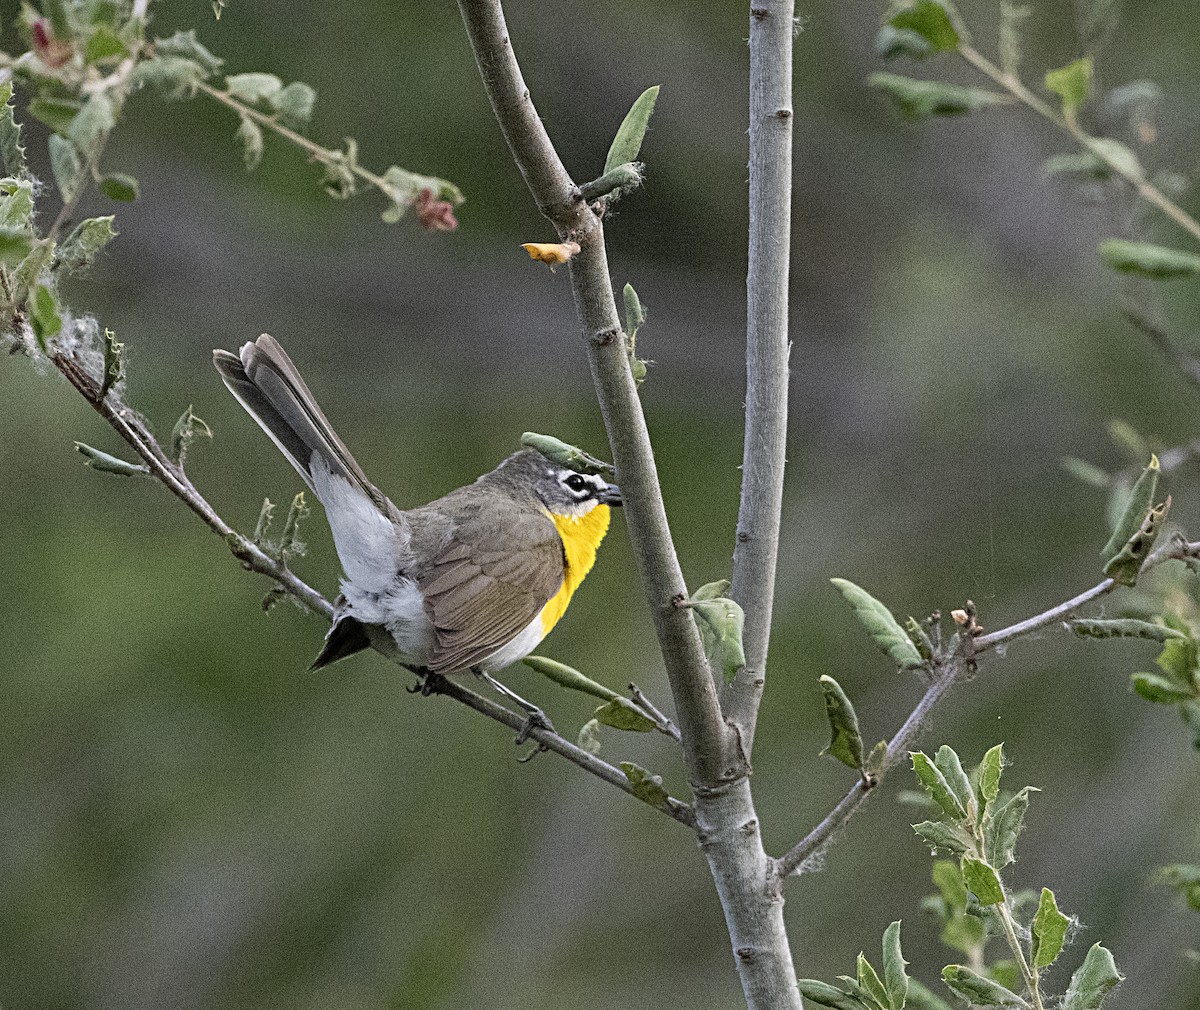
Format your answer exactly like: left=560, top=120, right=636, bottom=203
left=750, top=8, right=770, bottom=18
left=774, top=108, right=792, bottom=120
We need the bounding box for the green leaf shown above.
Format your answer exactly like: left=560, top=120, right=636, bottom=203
left=577, top=718, right=602, bottom=755
left=170, top=404, right=212, bottom=465
left=1101, top=454, right=1158, bottom=559
left=1131, top=673, right=1196, bottom=704
left=1031, top=887, right=1069, bottom=968
left=690, top=594, right=747, bottom=684
left=1158, top=864, right=1200, bottom=912
left=0, top=83, right=25, bottom=178
left=1103, top=496, right=1169, bottom=587
left=29, top=284, right=63, bottom=346
left=868, top=73, right=1004, bottom=119
left=74, top=441, right=149, bottom=476
left=236, top=115, right=264, bottom=171
left=43, top=0, right=72, bottom=40
left=904, top=616, right=935, bottom=660
left=623, top=282, right=646, bottom=341
left=978, top=743, right=1004, bottom=807
left=984, top=786, right=1036, bottom=869
left=134, top=56, right=207, bottom=100
left=99, top=173, right=139, bottom=201
left=619, top=762, right=671, bottom=809
left=888, top=0, right=960, bottom=52
left=997, top=1, right=1030, bottom=73
left=832, top=578, right=925, bottom=670
left=1155, top=633, right=1199, bottom=686
left=29, top=97, right=82, bottom=136
left=253, top=497, right=274, bottom=545
left=269, top=80, right=316, bottom=129
left=604, top=85, right=660, bottom=175
left=66, top=93, right=115, bottom=153
left=0, top=226, right=33, bottom=266
left=874, top=25, right=933, bottom=60
left=932, top=859, right=968, bottom=908
left=857, top=953, right=890, bottom=1009
left=881, top=921, right=909, bottom=1010
left=0, top=179, right=34, bottom=230
left=819, top=675, right=865, bottom=771
left=941, top=965, right=1029, bottom=1007
left=934, top=745, right=974, bottom=814
left=100, top=327, right=123, bottom=395
left=522, top=656, right=620, bottom=702
left=48, top=134, right=84, bottom=203
left=796, top=980, right=873, bottom=1010
left=913, top=819, right=970, bottom=856
left=580, top=163, right=645, bottom=202
left=1062, top=944, right=1123, bottom=1009
left=85, top=23, right=127, bottom=63
left=279, top=490, right=308, bottom=561
left=1099, top=239, right=1200, bottom=279
left=593, top=697, right=655, bottom=733
left=153, top=29, right=224, bottom=75
left=1043, top=152, right=1110, bottom=181
left=1086, top=138, right=1143, bottom=179
left=226, top=72, right=283, bottom=104
left=519, top=432, right=613, bottom=475
left=57, top=215, right=117, bottom=272
left=1069, top=618, right=1185, bottom=642
left=961, top=857, right=1004, bottom=905
left=1045, top=57, right=1093, bottom=115
left=911, top=751, right=966, bottom=820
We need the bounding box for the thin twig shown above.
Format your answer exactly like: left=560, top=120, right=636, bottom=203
left=777, top=537, right=1199, bottom=877
left=51, top=342, right=700, bottom=822
left=776, top=659, right=960, bottom=877
left=723, top=0, right=795, bottom=757
left=456, top=0, right=736, bottom=787
left=629, top=683, right=682, bottom=742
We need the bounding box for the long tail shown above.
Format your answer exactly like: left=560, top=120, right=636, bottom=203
left=214, top=334, right=404, bottom=605
left=213, top=334, right=388, bottom=513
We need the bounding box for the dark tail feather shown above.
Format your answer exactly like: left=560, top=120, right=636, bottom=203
left=213, top=334, right=389, bottom=514
left=310, top=615, right=372, bottom=670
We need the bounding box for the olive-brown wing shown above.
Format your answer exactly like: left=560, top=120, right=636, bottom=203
left=417, top=506, right=565, bottom=674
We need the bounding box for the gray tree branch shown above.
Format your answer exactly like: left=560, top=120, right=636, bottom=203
left=723, top=0, right=796, bottom=758
left=456, top=0, right=736, bottom=789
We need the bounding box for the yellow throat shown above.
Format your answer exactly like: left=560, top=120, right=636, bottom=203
left=540, top=504, right=612, bottom=636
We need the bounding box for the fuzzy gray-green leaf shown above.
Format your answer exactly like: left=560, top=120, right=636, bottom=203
left=577, top=718, right=602, bottom=755
left=1045, top=57, right=1093, bottom=115
left=1101, top=454, right=1158, bottom=559
left=269, top=81, right=316, bottom=129
left=523, top=656, right=620, bottom=702
left=593, top=697, right=655, bottom=733
left=1031, top=887, right=1069, bottom=968
left=941, top=965, right=1029, bottom=1007
left=888, top=0, right=961, bottom=51
left=820, top=675, right=865, bottom=771
left=1069, top=618, right=1185, bottom=642
left=74, top=441, right=149, bottom=476
left=691, top=595, right=746, bottom=684
left=984, top=785, right=1036, bottom=868
left=796, top=980, right=873, bottom=1010
left=962, top=857, right=1004, bottom=905
left=832, top=578, right=925, bottom=669
left=1100, top=240, right=1200, bottom=279
left=881, top=920, right=909, bottom=1010
left=604, top=85, right=660, bottom=175
left=913, top=819, right=971, bottom=856
left=856, top=954, right=889, bottom=1009
left=1130, top=672, right=1196, bottom=704
left=226, top=72, right=283, bottom=104
left=868, top=74, right=1003, bottom=119
left=0, top=83, right=26, bottom=177
left=875, top=25, right=932, bottom=60
left=171, top=404, right=212, bottom=465
left=236, top=115, right=264, bottom=171
left=935, top=745, right=974, bottom=814
left=1103, top=496, right=1169, bottom=587
left=153, top=29, right=224, bottom=75
left=48, top=135, right=84, bottom=203
left=100, top=328, right=123, bottom=396
left=58, top=216, right=117, bottom=273
left=619, top=761, right=670, bottom=809
left=978, top=743, right=1004, bottom=807
left=519, top=432, right=613, bottom=475
left=1062, top=944, right=1123, bottom=1009
left=911, top=751, right=966, bottom=819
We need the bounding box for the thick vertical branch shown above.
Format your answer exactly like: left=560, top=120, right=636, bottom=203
left=723, top=1, right=795, bottom=754
left=457, top=0, right=735, bottom=787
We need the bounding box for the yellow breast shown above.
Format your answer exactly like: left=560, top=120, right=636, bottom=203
left=539, top=504, right=611, bottom=637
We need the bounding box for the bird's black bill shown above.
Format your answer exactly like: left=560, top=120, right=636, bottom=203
left=597, top=484, right=623, bottom=506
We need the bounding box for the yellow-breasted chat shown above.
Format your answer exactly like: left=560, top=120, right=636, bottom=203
left=212, top=334, right=620, bottom=723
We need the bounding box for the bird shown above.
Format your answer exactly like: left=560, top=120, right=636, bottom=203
left=212, top=334, right=621, bottom=727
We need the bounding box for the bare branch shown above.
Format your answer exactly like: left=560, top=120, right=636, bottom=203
left=723, top=0, right=795, bottom=756
left=776, top=538, right=1200, bottom=877
left=456, top=0, right=736, bottom=787
left=51, top=341, right=700, bottom=823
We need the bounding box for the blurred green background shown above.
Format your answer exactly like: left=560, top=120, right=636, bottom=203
left=2, top=0, right=1199, bottom=1006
